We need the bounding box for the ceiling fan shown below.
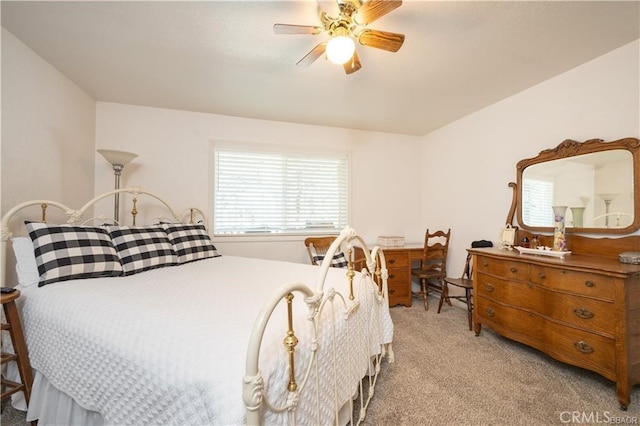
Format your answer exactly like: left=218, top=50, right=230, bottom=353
left=274, top=0, right=405, bottom=75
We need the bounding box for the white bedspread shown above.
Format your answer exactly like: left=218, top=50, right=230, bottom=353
left=16, top=256, right=393, bottom=425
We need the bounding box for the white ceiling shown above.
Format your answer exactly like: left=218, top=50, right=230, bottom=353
left=2, top=1, right=639, bottom=136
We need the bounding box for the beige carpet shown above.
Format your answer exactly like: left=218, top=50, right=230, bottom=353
left=363, top=298, right=640, bottom=424
left=2, top=298, right=639, bottom=425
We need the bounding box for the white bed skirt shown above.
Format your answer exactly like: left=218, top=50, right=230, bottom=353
left=13, top=370, right=355, bottom=426
left=14, top=370, right=105, bottom=426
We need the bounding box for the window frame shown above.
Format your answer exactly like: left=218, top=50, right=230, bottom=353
left=210, top=141, right=351, bottom=240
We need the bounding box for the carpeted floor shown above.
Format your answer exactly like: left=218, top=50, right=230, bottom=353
left=1, top=297, right=639, bottom=425
left=364, top=299, right=640, bottom=424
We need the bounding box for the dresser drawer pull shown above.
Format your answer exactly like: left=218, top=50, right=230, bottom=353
left=388, top=259, right=396, bottom=264
left=389, top=274, right=396, bottom=279
left=537, top=272, right=546, bottom=279
left=574, top=307, right=594, bottom=320
left=510, top=267, right=518, bottom=273
left=585, top=281, right=595, bottom=288
left=574, top=341, right=594, bottom=354
left=482, top=260, right=488, bottom=267
left=485, top=308, right=495, bottom=317
left=388, top=289, right=396, bottom=294
left=485, top=284, right=495, bottom=292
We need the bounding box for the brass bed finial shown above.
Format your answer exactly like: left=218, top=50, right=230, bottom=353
left=40, top=203, right=48, bottom=223
left=131, top=197, right=138, bottom=226
left=283, top=293, right=299, bottom=392
left=346, top=247, right=355, bottom=300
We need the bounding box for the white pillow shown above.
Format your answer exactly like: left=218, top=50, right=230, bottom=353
left=11, top=237, right=39, bottom=287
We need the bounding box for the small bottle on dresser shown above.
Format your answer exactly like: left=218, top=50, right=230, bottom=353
left=530, top=235, right=539, bottom=249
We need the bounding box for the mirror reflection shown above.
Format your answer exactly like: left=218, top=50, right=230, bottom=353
left=516, top=137, right=640, bottom=235
left=521, top=150, right=634, bottom=229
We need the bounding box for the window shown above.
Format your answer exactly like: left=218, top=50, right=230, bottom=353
left=212, top=143, right=349, bottom=236
left=522, top=179, right=554, bottom=226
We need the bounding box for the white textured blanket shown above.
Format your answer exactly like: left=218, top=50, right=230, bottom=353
left=17, top=256, right=393, bottom=425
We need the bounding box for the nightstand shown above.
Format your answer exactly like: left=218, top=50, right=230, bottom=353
left=1, top=289, right=33, bottom=405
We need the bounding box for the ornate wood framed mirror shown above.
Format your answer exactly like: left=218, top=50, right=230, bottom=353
left=514, top=137, right=640, bottom=235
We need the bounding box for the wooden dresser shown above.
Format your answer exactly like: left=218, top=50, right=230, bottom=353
left=469, top=236, right=640, bottom=410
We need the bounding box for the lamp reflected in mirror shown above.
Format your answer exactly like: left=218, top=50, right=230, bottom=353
left=596, top=193, right=620, bottom=227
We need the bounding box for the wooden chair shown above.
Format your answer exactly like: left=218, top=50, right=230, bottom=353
left=411, top=229, right=451, bottom=310
left=440, top=253, right=474, bottom=330
left=1, top=290, right=33, bottom=407
left=304, top=236, right=337, bottom=265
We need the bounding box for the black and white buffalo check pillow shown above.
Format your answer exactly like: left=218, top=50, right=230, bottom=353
left=25, top=222, right=123, bottom=286
left=312, top=251, right=349, bottom=268
left=162, top=223, right=221, bottom=264
left=108, top=226, right=178, bottom=275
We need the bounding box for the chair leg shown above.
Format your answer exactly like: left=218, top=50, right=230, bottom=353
left=437, top=282, right=448, bottom=313
left=466, top=288, right=473, bottom=331
left=443, top=279, right=452, bottom=307
left=421, top=279, right=429, bottom=311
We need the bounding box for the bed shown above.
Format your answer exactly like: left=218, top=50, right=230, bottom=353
left=0, top=187, right=394, bottom=425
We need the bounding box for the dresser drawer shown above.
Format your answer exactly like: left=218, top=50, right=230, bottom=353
left=476, top=297, right=616, bottom=376
left=387, top=271, right=411, bottom=302
left=529, top=265, right=615, bottom=301
left=476, top=273, right=542, bottom=310
left=384, top=251, right=409, bottom=268
left=476, top=256, right=529, bottom=282
left=476, top=296, right=543, bottom=337
left=387, top=268, right=409, bottom=285
left=478, top=273, right=615, bottom=334
left=543, top=293, right=614, bottom=335
left=546, top=321, right=616, bottom=377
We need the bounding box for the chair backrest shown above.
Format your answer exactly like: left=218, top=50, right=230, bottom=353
left=420, top=228, right=451, bottom=276
left=460, top=253, right=472, bottom=280
left=304, top=236, right=337, bottom=265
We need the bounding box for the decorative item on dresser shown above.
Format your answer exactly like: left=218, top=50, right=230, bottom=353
left=473, top=137, right=640, bottom=410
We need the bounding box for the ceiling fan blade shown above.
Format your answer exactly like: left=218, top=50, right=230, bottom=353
left=296, top=43, right=327, bottom=67
left=273, top=24, right=324, bottom=35
left=343, top=51, right=362, bottom=74
left=358, top=29, right=405, bottom=52
left=354, top=0, right=402, bottom=25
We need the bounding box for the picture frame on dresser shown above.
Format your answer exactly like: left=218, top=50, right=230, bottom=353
left=471, top=137, right=640, bottom=411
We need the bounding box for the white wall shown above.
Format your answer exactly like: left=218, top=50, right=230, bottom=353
left=3, top=23, right=638, bottom=278
left=1, top=28, right=97, bottom=217
left=94, top=103, right=423, bottom=264
left=1, top=28, right=96, bottom=285
left=420, top=40, right=640, bottom=275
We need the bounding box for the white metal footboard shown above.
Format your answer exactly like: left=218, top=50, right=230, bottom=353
left=243, top=226, right=394, bottom=425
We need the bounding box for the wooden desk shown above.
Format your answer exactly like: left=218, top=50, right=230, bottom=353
left=356, top=244, right=423, bottom=307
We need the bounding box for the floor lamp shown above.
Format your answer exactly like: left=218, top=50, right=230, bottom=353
left=97, top=149, right=138, bottom=223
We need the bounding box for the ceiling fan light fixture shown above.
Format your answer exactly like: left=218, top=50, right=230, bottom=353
left=326, top=35, right=356, bottom=65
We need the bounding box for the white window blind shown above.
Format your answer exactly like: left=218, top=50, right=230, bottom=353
left=522, top=179, right=554, bottom=226
left=213, top=145, right=349, bottom=235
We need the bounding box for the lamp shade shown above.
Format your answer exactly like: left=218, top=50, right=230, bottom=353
left=97, top=149, right=138, bottom=167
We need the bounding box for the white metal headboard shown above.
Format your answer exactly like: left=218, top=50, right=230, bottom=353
left=0, top=187, right=206, bottom=287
